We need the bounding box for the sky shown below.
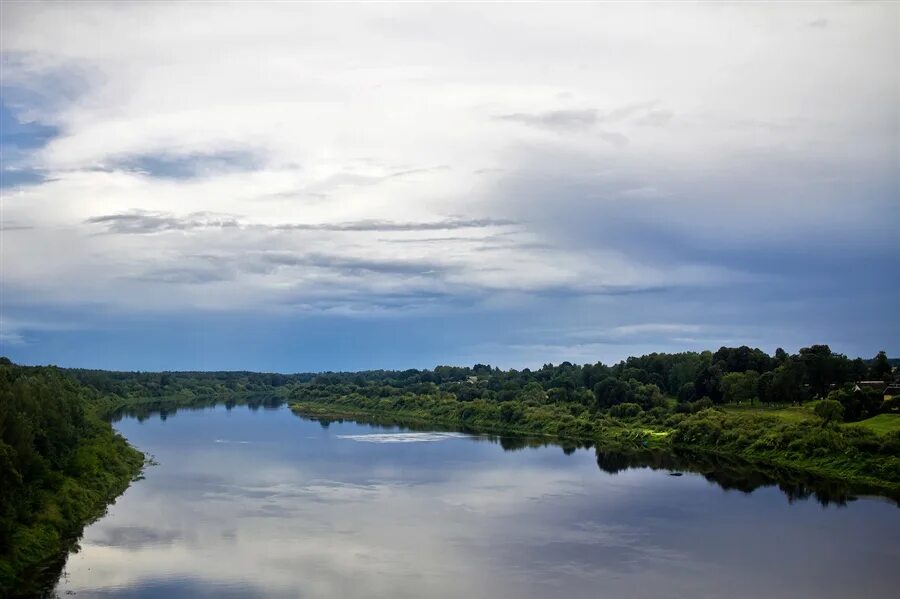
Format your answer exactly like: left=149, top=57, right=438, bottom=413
left=1, top=2, right=897, bottom=372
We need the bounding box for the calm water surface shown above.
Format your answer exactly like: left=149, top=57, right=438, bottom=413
left=54, top=404, right=899, bottom=598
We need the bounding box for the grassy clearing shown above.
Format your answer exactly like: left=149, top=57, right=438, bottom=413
left=722, top=404, right=817, bottom=424
left=845, top=414, right=900, bottom=435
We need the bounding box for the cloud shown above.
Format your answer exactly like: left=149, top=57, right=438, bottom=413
left=0, top=331, right=26, bottom=346
left=272, top=218, right=518, bottom=233
left=493, top=102, right=663, bottom=134
left=634, top=110, right=674, bottom=127
left=86, top=211, right=240, bottom=234
left=127, top=250, right=450, bottom=290
left=495, top=109, right=599, bottom=131
left=610, top=323, right=703, bottom=337
left=86, top=211, right=517, bottom=235
left=1, top=2, right=897, bottom=365
left=136, top=264, right=235, bottom=285
left=0, top=221, right=34, bottom=231
left=596, top=130, right=629, bottom=147
left=254, top=251, right=447, bottom=277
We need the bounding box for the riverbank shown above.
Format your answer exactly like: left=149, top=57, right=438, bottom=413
left=289, top=397, right=900, bottom=499
left=0, top=366, right=145, bottom=598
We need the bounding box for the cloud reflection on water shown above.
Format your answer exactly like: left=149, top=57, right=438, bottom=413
left=56, top=406, right=900, bottom=599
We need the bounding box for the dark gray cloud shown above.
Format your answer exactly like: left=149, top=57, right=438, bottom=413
left=87, top=212, right=515, bottom=235
left=256, top=252, right=447, bottom=276
left=131, top=250, right=449, bottom=286
left=380, top=236, right=486, bottom=244
left=0, top=221, right=34, bottom=231
left=136, top=264, right=235, bottom=284
left=277, top=288, right=470, bottom=313
left=86, top=211, right=240, bottom=234
left=273, top=217, right=516, bottom=232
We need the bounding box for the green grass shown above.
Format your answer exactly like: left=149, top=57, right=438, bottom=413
left=722, top=404, right=816, bottom=424
left=845, top=414, right=900, bottom=435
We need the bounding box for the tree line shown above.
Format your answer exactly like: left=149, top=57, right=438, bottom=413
left=292, top=346, right=897, bottom=423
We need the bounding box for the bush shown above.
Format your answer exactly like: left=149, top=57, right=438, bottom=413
left=813, top=399, right=844, bottom=425
left=609, top=403, right=643, bottom=418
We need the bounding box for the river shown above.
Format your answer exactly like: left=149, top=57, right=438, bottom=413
left=52, top=403, right=899, bottom=598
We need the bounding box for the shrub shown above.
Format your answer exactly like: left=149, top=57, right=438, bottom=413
left=813, top=399, right=844, bottom=425
left=609, top=403, right=643, bottom=418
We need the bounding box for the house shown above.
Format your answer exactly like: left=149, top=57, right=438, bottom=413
left=853, top=380, right=887, bottom=393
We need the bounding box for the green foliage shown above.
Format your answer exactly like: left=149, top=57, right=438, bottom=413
left=609, top=403, right=643, bottom=418
left=845, top=414, right=900, bottom=435
left=825, top=386, right=882, bottom=422
left=813, top=399, right=844, bottom=425
left=670, top=410, right=899, bottom=490
left=0, top=363, right=144, bottom=595
left=870, top=350, right=892, bottom=380
left=800, top=345, right=848, bottom=398
left=720, top=371, right=759, bottom=404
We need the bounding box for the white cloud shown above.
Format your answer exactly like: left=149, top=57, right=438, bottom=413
left=1, top=2, right=896, bottom=321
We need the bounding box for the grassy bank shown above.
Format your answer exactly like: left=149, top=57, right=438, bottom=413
left=845, top=414, right=900, bottom=435
left=289, top=394, right=900, bottom=498
left=671, top=408, right=899, bottom=494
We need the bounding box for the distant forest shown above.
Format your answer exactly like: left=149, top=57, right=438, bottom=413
left=57, top=345, right=898, bottom=422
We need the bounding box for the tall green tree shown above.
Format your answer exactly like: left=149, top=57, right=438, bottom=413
left=870, top=351, right=892, bottom=380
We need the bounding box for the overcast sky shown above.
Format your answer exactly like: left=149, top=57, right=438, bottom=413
left=1, top=2, right=897, bottom=371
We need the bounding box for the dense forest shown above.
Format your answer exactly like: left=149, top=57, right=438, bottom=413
left=1, top=345, right=898, bottom=594
left=0, top=360, right=143, bottom=595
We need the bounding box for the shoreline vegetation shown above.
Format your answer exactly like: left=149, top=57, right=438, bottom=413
left=0, top=362, right=144, bottom=597
left=282, top=344, right=899, bottom=499
left=288, top=400, right=899, bottom=500
left=1, top=344, right=899, bottom=594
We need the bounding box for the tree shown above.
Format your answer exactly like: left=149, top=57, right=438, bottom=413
left=826, top=387, right=882, bottom=422
left=720, top=371, right=760, bottom=404
left=593, top=378, right=631, bottom=409
left=849, top=358, right=868, bottom=382
left=695, top=363, right=725, bottom=403
left=774, top=347, right=788, bottom=364
left=799, top=345, right=850, bottom=398
left=814, top=399, right=844, bottom=425
left=756, top=371, right=775, bottom=404
left=870, top=351, right=892, bottom=381
left=677, top=382, right=697, bottom=403
left=667, top=353, right=702, bottom=394
left=769, top=359, right=807, bottom=404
